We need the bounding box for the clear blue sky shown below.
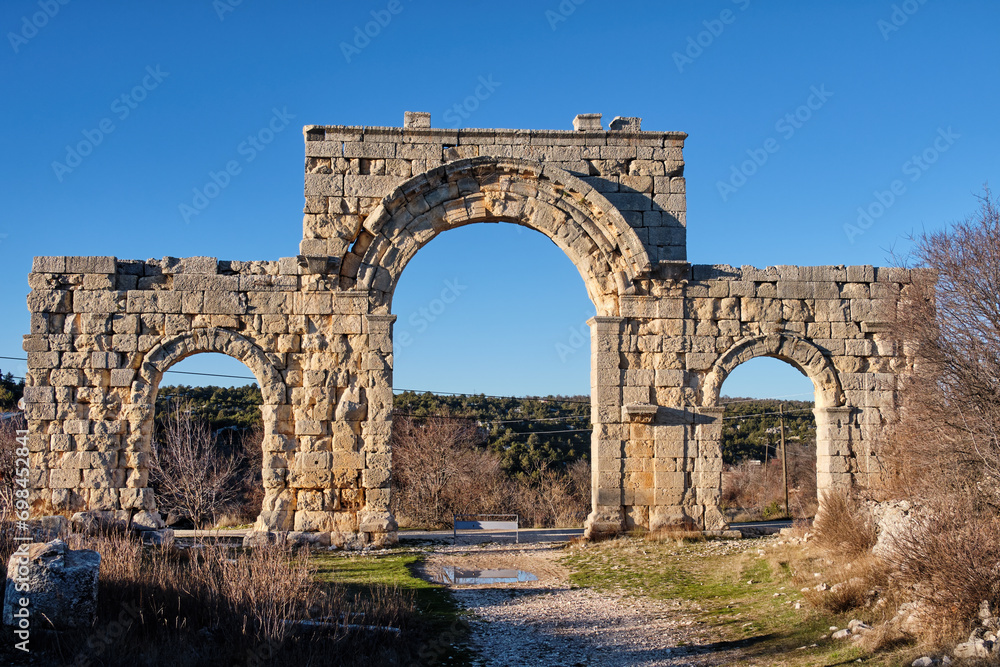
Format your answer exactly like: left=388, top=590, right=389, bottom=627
left=2, top=1, right=996, bottom=401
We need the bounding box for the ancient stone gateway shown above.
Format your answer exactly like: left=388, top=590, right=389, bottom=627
left=23, top=112, right=908, bottom=546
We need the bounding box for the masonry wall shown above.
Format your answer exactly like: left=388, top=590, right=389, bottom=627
left=23, top=113, right=914, bottom=544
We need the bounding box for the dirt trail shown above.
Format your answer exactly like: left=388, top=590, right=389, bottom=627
left=418, top=542, right=743, bottom=666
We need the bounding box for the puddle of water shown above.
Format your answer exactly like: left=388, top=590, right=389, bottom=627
left=433, top=566, right=538, bottom=585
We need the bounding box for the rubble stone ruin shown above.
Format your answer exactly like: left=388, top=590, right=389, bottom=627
left=24, top=112, right=910, bottom=546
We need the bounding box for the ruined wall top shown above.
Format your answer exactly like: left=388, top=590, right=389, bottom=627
left=301, top=113, right=690, bottom=267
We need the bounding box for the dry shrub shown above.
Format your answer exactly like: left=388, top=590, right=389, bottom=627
left=882, top=497, right=1000, bottom=643
left=391, top=414, right=511, bottom=528
left=391, top=414, right=591, bottom=528
left=513, top=464, right=589, bottom=528
left=801, top=555, right=888, bottom=614
left=23, top=528, right=417, bottom=666
left=646, top=529, right=706, bottom=544
left=721, top=447, right=817, bottom=521
left=0, top=419, right=23, bottom=569
left=812, top=490, right=877, bottom=560
left=150, top=400, right=243, bottom=528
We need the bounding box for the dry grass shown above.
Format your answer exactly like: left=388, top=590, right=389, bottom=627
left=2, top=528, right=418, bottom=666
left=881, top=498, right=1000, bottom=645
left=645, top=528, right=707, bottom=545
left=812, top=491, right=877, bottom=561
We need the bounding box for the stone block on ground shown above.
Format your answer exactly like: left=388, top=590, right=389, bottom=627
left=3, top=539, right=100, bottom=629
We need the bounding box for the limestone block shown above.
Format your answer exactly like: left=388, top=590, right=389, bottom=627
left=3, top=539, right=100, bottom=629
left=119, top=488, right=155, bottom=510
left=66, top=256, right=116, bottom=274
left=126, top=291, right=182, bottom=314
left=362, top=467, right=391, bottom=488
left=49, top=469, right=81, bottom=489
left=74, top=291, right=125, bottom=313
left=32, top=257, right=66, bottom=273
left=256, top=511, right=294, bottom=531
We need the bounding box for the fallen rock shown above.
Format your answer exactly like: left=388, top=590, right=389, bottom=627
left=848, top=619, right=872, bottom=633
left=140, top=529, right=174, bottom=548
left=131, top=511, right=165, bottom=531
left=3, top=539, right=100, bottom=629
left=910, top=658, right=933, bottom=667
left=953, top=639, right=992, bottom=659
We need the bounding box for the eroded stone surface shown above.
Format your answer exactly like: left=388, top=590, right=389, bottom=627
left=3, top=539, right=100, bottom=629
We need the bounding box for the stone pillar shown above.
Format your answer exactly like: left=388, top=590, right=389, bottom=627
left=357, top=314, right=397, bottom=546
left=584, top=316, right=625, bottom=538
left=815, top=406, right=855, bottom=499
left=693, top=406, right=726, bottom=529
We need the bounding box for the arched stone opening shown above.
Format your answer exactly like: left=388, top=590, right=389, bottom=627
left=128, top=328, right=290, bottom=529
left=346, top=157, right=653, bottom=538
left=698, top=334, right=851, bottom=510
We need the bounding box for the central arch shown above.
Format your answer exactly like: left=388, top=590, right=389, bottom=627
left=347, top=157, right=651, bottom=537
left=341, top=157, right=653, bottom=317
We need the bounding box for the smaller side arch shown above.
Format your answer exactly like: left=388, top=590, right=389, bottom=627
left=125, top=328, right=290, bottom=526
left=133, top=328, right=286, bottom=405
left=701, top=334, right=844, bottom=408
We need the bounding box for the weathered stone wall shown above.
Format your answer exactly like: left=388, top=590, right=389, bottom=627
left=23, top=112, right=912, bottom=545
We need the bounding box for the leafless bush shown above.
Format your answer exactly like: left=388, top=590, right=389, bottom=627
left=512, top=464, right=589, bottom=528
left=721, top=444, right=817, bottom=521
left=882, top=495, right=1000, bottom=642
left=391, top=414, right=512, bottom=528
left=0, top=419, right=23, bottom=570
left=150, top=400, right=242, bottom=528
left=881, top=189, right=1000, bottom=500
left=24, top=529, right=417, bottom=666
left=812, top=490, right=877, bottom=560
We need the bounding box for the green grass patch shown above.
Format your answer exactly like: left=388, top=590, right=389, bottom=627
left=562, top=537, right=909, bottom=666
left=312, top=550, right=474, bottom=665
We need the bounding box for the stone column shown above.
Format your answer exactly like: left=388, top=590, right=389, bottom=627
left=814, top=406, right=855, bottom=499
left=357, top=314, right=398, bottom=546
left=584, top=316, right=625, bottom=538
left=693, top=406, right=726, bottom=529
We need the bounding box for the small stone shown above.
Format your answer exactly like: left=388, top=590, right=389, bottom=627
left=911, top=657, right=933, bottom=667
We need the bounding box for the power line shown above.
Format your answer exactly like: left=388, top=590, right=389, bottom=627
left=721, top=407, right=816, bottom=421
left=394, top=412, right=591, bottom=426
left=393, top=388, right=591, bottom=404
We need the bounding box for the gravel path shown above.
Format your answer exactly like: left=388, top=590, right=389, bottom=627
left=420, top=542, right=754, bottom=666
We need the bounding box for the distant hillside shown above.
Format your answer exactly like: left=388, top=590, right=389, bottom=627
left=393, top=391, right=591, bottom=480
left=719, top=397, right=816, bottom=464
left=154, top=384, right=813, bottom=471
left=157, top=384, right=262, bottom=432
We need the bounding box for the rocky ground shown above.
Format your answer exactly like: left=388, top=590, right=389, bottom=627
left=417, top=540, right=768, bottom=666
